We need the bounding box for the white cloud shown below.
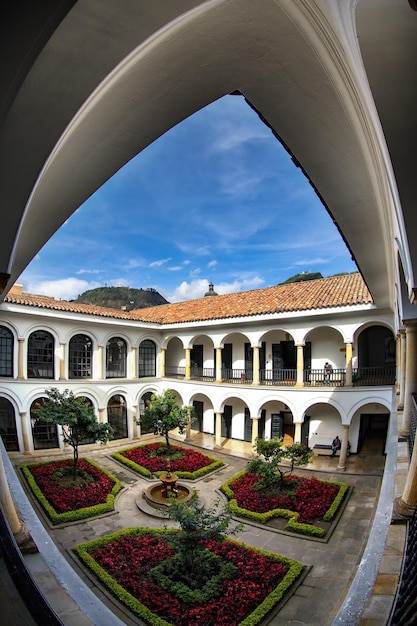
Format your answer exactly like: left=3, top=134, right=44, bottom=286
left=208, top=260, right=217, bottom=268
left=24, top=278, right=100, bottom=301
left=168, top=276, right=265, bottom=303
left=208, top=122, right=269, bottom=155
left=149, top=258, right=171, bottom=268
left=76, top=268, right=103, bottom=275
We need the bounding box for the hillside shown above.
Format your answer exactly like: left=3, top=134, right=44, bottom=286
left=74, top=286, right=169, bottom=310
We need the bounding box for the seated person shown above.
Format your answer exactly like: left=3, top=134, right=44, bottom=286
left=331, top=435, right=341, bottom=457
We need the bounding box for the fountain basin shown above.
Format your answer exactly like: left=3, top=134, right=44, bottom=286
left=142, top=482, right=193, bottom=511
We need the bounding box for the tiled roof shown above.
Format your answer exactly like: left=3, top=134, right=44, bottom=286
left=1, top=274, right=371, bottom=325
left=130, top=273, right=373, bottom=324
left=5, top=286, right=132, bottom=320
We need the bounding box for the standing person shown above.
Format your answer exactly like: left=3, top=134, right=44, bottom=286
left=331, top=435, right=341, bottom=457
left=324, top=362, right=332, bottom=382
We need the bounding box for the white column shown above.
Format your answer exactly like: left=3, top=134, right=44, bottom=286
left=132, top=405, right=139, bottom=438
left=59, top=342, right=66, bottom=380
left=295, top=344, right=304, bottom=387
left=400, top=320, right=417, bottom=436
left=160, top=347, right=166, bottom=377
left=345, top=342, right=353, bottom=386
left=98, top=345, right=104, bottom=380
left=398, top=330, right=406, bottom=410
left=131, top=345, right=137, bottom=378
left=215, top=412, right=222, bottom=446
left=251, top=417, right=259, bottom=447
left=294, top=421, right=302, bottom=444
left=215, top=347, right=222, bottom=383
left=20, top=411, right=31, bottom=454
left=0, top=452, right=23, bottom=535
left=394, top=430, right=417, bottom=518
left=185, top=348, right=191, bottom=379
left=18, top=337, right=25, bottom=380
left=337, top=425, right=350, bottom=471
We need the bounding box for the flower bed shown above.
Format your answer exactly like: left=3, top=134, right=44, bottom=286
left=21, top=458, right=123, bottom=524
left=75, top=526, right=304, bottom=626
left=113, top=442, right=224, bottom=479
left=221, top=471, right=348, bottom=538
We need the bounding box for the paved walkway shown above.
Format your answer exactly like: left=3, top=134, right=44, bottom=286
left=4, top=432, right=387, bottom=626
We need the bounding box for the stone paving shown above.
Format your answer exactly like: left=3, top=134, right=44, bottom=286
left=6, top=433, right=387, bottom=626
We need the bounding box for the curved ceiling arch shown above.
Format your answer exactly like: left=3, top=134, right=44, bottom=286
left=2, top=0, right=408, bottom=312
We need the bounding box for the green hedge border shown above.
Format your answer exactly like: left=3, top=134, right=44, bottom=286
left=220, top=471, right=349, bottom=538
left=75, top=526, right=304, bottom=626
left=112, top=443, right=224, bottom=480
left=21, top=457, right=123, bottom=525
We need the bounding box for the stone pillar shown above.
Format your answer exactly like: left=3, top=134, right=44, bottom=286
left=215, top=347, right=222, bottom=383
left=345, top=342, right=353, bottom=386
left=215, top=412, right=222, bottom=446
left=295, top=344, right=304, bottom=387
left=398, top=330, right=406, bottom=410
left=98, top=407, right=106, bottom=424
left=98, top=344, right=104, bottom=380
left=0, top=452, right=24, bottom=536
left=59, top=342, right=66, bottom=380
left=185, top=418, right=192, bottom=440
left=251, top=417, right=259, bottom=447
left=393, top=439, right=417, bottom=518
left=20, top=412, right=31, bottom=454
left=160, top=348, right=166, bottom=377
left=400, top=320, right=417, bottom=436
left=396, top=333, right=401, bottom=396
left=131, top=345, right=137, bottom=378
left=18, top=338, right=25, bottom=380
left=337, top=425, right=350, bottom=470
left=294, top=421, right=302, bottom=444
left=132, top=405, right=139, bottom=438
left=252, top=346, right=260, bottom=385
left=185, top=348, right=191, bottom=380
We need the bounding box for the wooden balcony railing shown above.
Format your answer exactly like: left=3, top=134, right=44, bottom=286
left=352, top=366, right=396, bottom=386
left=190, top=367, right=215, bottom=381
left=165, top=365, right=395, bottom=386
left=260, top=369, right=297, bottom=386
left=304, top=368, right=346, bottom=387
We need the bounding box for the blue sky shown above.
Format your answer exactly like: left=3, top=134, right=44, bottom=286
left=19, top=95, right=357, bottom=303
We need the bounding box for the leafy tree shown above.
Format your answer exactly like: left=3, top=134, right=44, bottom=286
left=247, top=437, right=313, bottom=491
left=165, top=490, right=243, bottom=586
left=137, top=389, right=193, bottom=454
left=281, top=271, right=323, bottom=284
left=34, top=388, right=113, bottom=477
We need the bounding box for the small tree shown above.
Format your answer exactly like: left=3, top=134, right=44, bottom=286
left=165, top=490, right=243, bottom=587
left=137, top=390, right=193, bottom=454
left=247, top=437, right=313, bottom=492
left=34, top=388, right=113, bottom=477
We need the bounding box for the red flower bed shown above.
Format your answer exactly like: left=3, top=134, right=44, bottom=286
left=121, top=443, right=213, bottom=474
left=230, top=472, right=339, bottom=523
left=27, top=458, right=116, bottom=513
left=88, top=530, right=290, bottom=626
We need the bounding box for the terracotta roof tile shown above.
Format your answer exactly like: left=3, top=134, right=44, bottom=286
left=130, top=273, right=373, bottom=323
left=4, top=273, right=373, bottom=325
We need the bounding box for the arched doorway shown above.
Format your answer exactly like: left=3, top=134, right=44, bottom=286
left=0, top=397, right=18, bottom=451
left=107, top=395, right=128, bottom=440
left=30, top=397, right=59, bottom=450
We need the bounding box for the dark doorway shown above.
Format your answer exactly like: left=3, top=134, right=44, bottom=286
left=193, top=400, right=204, bottom=432
left=358, top=413, right=389, bottom=454
left=221, top=405, right=232, bottom=438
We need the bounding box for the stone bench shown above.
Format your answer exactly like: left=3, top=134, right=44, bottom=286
left=313, top=444, right=340, bottom=456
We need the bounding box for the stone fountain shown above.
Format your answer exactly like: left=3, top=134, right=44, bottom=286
left=138, top=460, right=193, bottom=516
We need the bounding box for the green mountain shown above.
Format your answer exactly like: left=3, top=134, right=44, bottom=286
left=74, top=286, right=169, bottom=310
left=281, top=272, right=323, bottom=284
